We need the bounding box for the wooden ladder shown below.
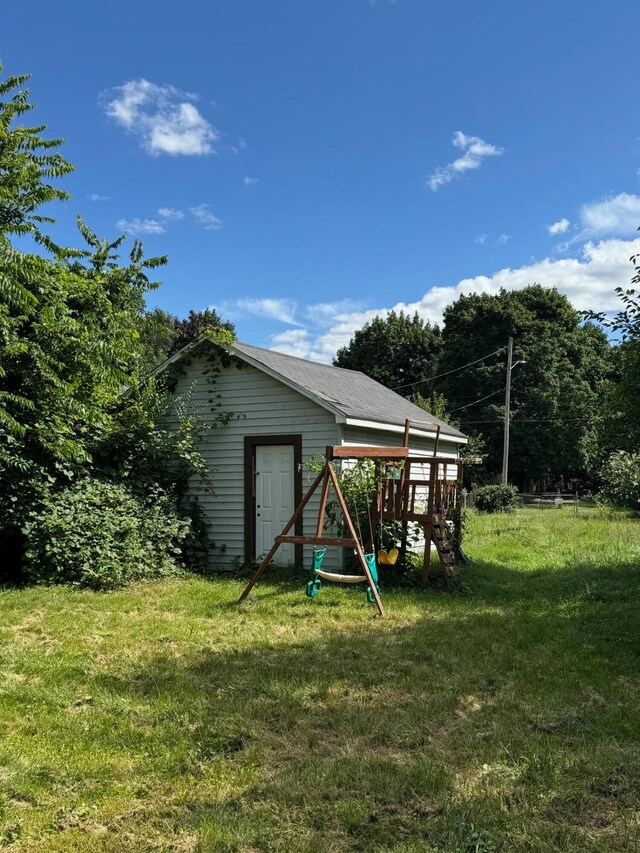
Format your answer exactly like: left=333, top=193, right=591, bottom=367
left=431, top=515, right=457, bottom=585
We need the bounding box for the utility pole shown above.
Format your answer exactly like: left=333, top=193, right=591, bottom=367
left=501, top=336, right=513, bottom=485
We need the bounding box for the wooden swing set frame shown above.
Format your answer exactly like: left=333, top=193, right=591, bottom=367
left=238, top=419, right=464, bottom=617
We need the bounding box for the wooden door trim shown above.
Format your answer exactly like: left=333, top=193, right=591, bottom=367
left=244, top=435, right=303, bottom=566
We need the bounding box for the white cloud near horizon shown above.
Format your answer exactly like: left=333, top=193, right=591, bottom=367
left=88, top=193, right=109, bottom=202
left=116, top=217, right=166, bottom=236
left=261, top=237, right=640, bottom=363
left=243, top=176, right=260, bottom=187
left=104, top=79, right=218, bottom=156
left=427, top=131, right=504, bottom=191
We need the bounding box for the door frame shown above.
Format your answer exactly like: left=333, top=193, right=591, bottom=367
left=244, top=434, right=303, bottom=566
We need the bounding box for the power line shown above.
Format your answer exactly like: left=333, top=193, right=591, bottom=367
left=391, top=347, right=505, bottom=391
left=463, top=416, right=586, bottom=424
left=447, top=387, right=506, bottom=413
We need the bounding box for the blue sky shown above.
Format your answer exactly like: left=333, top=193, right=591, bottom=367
left=3, top=0, right=640, bottom=360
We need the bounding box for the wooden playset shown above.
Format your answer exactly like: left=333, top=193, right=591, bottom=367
left=238, top=419, right=464, bottom=616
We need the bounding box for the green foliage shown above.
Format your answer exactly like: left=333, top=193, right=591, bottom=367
left=0, top=67, right=73, bottom=252
left=23, top=479, right=189, bottom=589
left=0, top=224, right=167, bottom=531
left=169, top=307, right=235, bottom=357
left=584, top=248, right=640, bottom=456
left=136, top=306, right=237, bottom=375
left=473, top=483, right=521, bottom=514
left=585, top=247, right=640, bottom=342
left=599, top=451, right=640, bottom=510
left=334, top=310, right=441, bottom=397
left=136, top=306, right=177, bottom=374
left=92, top=381, right=216, bottom=571
left=303, top=455, right=378, bottom=545
left=0, top=67, right=75, bottom=444
left=0, top=64, right=228, bottom=582
left=436, top=285, right=612, bottom=489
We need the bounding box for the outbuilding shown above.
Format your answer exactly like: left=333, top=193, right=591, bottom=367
left=160, top=337, right=467, bottom=571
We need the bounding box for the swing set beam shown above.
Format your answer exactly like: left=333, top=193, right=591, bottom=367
left=275, top=535, right=358, bottom=547
left=329, top=446, right=408, bottom=459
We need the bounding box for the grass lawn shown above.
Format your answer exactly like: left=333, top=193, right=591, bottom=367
left=1, top=508, right=640, bottom=852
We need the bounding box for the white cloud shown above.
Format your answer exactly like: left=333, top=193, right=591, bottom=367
left=189, top=204, right=222, bottom=231
left=548, top=217, right=570, bottom=235
left=302, top=300, right=364, bottom=326
left=264, top=237, right=640, bottom=363
left=217, top=297, right=364, bottom=335
left=243, top=176, right=260, bottom=187
left=496, top=234, right=511, bottom=245
left=232, top=137, right=248, bottom=156
left=427, top=131, right=504, bottom=191
left=157, top=207, right=184, bottom=221
left=234, top=298, right=300, bottom=325
left=115, top=217, right=166, bottom=235
left=270, top=329, right=313, bottom=357
left=104, top=78, right=218, bottom=156
left=474, top=234, right=487, bottom=245
left=578, top=193, right=640, bottom=238
left=88, top=193, right=109, bottom=202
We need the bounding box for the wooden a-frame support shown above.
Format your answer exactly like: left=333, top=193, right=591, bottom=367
left=238, top=423, right=464, bottom=615
left=238, top=448, right=386, bottom=616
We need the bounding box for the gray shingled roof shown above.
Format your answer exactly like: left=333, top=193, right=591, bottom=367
left=232, top=342, right=466, bottom=440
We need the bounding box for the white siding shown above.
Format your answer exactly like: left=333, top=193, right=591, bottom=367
left=170, top=356, right=339, bottom=570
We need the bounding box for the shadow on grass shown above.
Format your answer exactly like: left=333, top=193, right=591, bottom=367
left=86, top=556, right=640, bottom=850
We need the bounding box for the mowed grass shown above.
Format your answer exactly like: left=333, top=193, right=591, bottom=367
left=1, top=509, right=640, bottom=852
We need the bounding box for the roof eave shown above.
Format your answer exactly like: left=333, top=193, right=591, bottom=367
left=344, top=417, right=468, bottom=445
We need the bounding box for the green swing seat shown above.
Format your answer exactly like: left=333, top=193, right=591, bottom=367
left=305, top=547, right=380, bottom=604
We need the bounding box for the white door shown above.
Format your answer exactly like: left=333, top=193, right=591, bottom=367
left=255, top=445, right=295, bottom=564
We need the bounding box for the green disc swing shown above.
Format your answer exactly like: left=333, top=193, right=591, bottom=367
left=305, top=460, right=380, bottom=605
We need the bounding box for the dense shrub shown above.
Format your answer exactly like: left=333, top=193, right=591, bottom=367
left=474, top=484, right=521, bottom=514
left=599, top=451, right=640, bottom=510
left=23, top=479, right=190, bottom=589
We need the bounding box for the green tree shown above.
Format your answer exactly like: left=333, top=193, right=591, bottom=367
left=0, top=66, right=212, bottom=579
left=137, top=306, right=236, bottom=375
left=333, top=311, right=441, bottom=396
left=169, top=307, right=235, bottom=356
left=436, top=285, right=612, bottom=490
left=1, top=216, right=168, bottom=533
left=137, top=307, right=177, bottom=374
left=0, top=68, right=74, bottom=442
left=585, top=245, right=640, bottom=454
